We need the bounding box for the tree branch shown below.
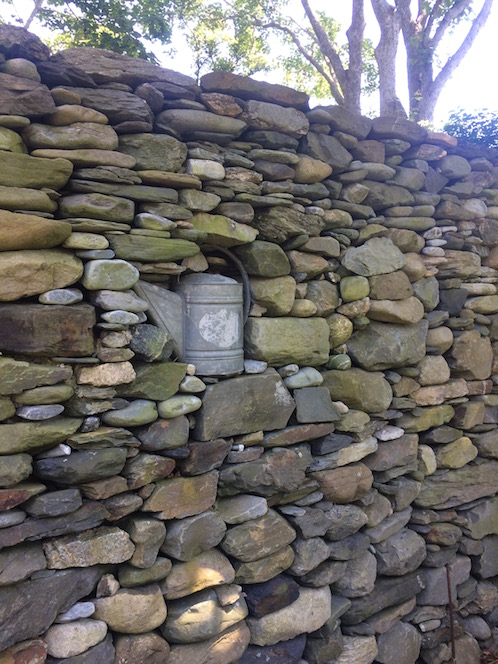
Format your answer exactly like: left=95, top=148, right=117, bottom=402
left=431, top=0, right=494, bottom=95
left=256, top=18, right=345, bottom=103
left=24, top=0, right=45, bottom=29
left=299, top=0, right=348, bottom=91
left=430, top=0, right=472, bottom=50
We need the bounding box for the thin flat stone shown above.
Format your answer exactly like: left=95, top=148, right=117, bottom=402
left=16, top=405, right=65, bottom=420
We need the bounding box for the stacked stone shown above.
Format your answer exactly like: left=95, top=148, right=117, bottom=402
left=0, top=23, right=497, bottom=664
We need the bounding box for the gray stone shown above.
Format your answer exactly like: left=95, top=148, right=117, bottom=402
left=161, top=587, right=248, bottom=643
left=246, top=585, right=331, bottom=646
left=193, top=370, right=294, bottom=440
left=35, top=448, right=127, bottom=485
left=375, top=528, right=426, bottom=576
left=0, top=567, right=102, bottom=651
left=300, top=132, right=353, bottom=172
left=113, top=633, right=170, bottom=664
left=221, top=509, right=296, bottom=562
left=156, top=109, right=246, bottom=138
left=0, top=542, right=46, bottom=586
left=0, top=454, right=32, bottom=488
left=343, top=238, right=406, bottom=276
left=24, top=489, right=82, bottom=518
left=161, top=511, right=227, bottom=561
left=81, top=259, right=139, bottom=290
left=119, top=133, right=187, bottom=171
left=219, top=446, right=310, bottom=498
left=348, top=320, right=428, bottom=371
left=376, top=621, right=421, bottom=664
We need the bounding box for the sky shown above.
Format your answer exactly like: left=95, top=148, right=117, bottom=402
left=2, top=0, right=498, bottom=128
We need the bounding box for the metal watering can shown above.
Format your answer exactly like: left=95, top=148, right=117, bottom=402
left=134, top=248, right=250, bottom=376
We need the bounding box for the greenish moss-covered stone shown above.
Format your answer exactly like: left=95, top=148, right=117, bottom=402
left=340, top=276, right=370, bottom=302
left=0, top=211, right=71, bottom=251
left=0, top=418, right=82, bottom=455
left=348, top=320, right=428, bottom=371
left=188, top=213, right=258, bottom=248
left=0, top=152, right=73, bottom=189
left=249, top=276, right=296, bottom=316
left=59, top=193, right=134, bottom=222
left=118, top=133, right=187, bottom=171
left=322, top=368, right=393, bottom=414
left=245, top=318, right=330, bottom=367
left=343, top=238, right=406, bottom=277
left=118, top=362, right=187, bottom=401
left=0, top=357, right=72, bottom=396
left=107, top=234, right=200, bottom=262
left=396, top=405, right=455, bottom=433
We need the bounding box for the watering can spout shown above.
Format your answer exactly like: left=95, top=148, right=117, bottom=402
left=133, top=281, right=184, bottom=357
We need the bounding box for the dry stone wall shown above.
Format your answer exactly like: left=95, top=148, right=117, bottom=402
left=0, top=24, right=497, bottom=664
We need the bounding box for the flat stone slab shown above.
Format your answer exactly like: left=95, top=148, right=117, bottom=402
left=0, top=304, right=95, bottom=357
left=245, top=318, right=330, bottom=368
left=193, top=370, right=295, bottom=440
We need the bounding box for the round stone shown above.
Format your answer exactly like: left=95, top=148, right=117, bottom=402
left=102, top=400, right=158, bottom=427
left=179, top=376, right=207, bottom=393
left=340, top=276, right=370, bottom=302
left=244, top=360, right=268, bottom=374
left=101, top=310, right=140, bottom=325
left=39, top=288, right=84, bottom=305
left=63, top=232, right=109, bottom=250
left=44, top=619, right=108, bottom=658
left=158, top=395, right=202, bottom=418
left=81, top=259, right=140, bottom=290
left=327, top=313, right=354, bottom=348
left=283, top=367, right=324, bottom=388
left=325, top=354, right=352, bottom=371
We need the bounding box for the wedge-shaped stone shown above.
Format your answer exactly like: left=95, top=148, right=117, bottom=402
left=219, top=446, right=310, bottom=499
left=168, top=622, right=251, bottom=664
left=368, top=296, right=424, bottom=324
left=35, top=448, right=127, bottom=484
left=322, top=368, right=392, bottom=413
left=23, top=123, right=118, bottom=150
left=59, top=193, right=134, bottom=221
left=415, top=460, right=498, bottom=509
left=342, top=572, right=425, bottom=625
left=142, top=471, right=218, bottom=519
left=0, top=357, right=71, bottom=396
left=32, top=148, right=137, bottom=168
left=155, top=109, right=246, bottom=138
left=108, top=234, right=200, bottom=261
left=193, top=370, right=295, bottom=440
left=188, top=213, right=258, bottom=247
left=343, top=237, right=406, bottom=276
left=51, top=47, right=197, bottom=88
left=118, top=362, right=187, bottom=401
left=0, top=304, right=95, bottom=357
left=247, top=585, right=331, bottom=646
left=161, top=549, right=235, bottom=599
left=43, top=526, right=134, bottom=568
left=0, top=211, right=71, bottom=251
left=245, top=318, right=329, bottom=368
left=162, top=587, right=247, bottom=644
left=0, top=152, right=72, bottom=188
left=299, top=132, right=353, bottom=172
left=0, top=567, right=102, bottom=651
left=0, top=185, right=57, bottom=213
left=201, top=71, right=309, bottom=108
left=0, top=418, right=81, bottom=456
left=221, top=509, right=296, bottom=562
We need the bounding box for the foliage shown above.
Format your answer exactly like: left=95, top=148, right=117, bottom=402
left=1, top=0, right=182, bottom=61
left=444, top=109, right=498, bottom=149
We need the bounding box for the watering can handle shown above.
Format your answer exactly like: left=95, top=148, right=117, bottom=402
left=196, top=245, right=252, bottom=324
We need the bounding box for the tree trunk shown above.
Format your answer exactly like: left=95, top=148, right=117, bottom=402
left=371, top=0, right=405, bottom=117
